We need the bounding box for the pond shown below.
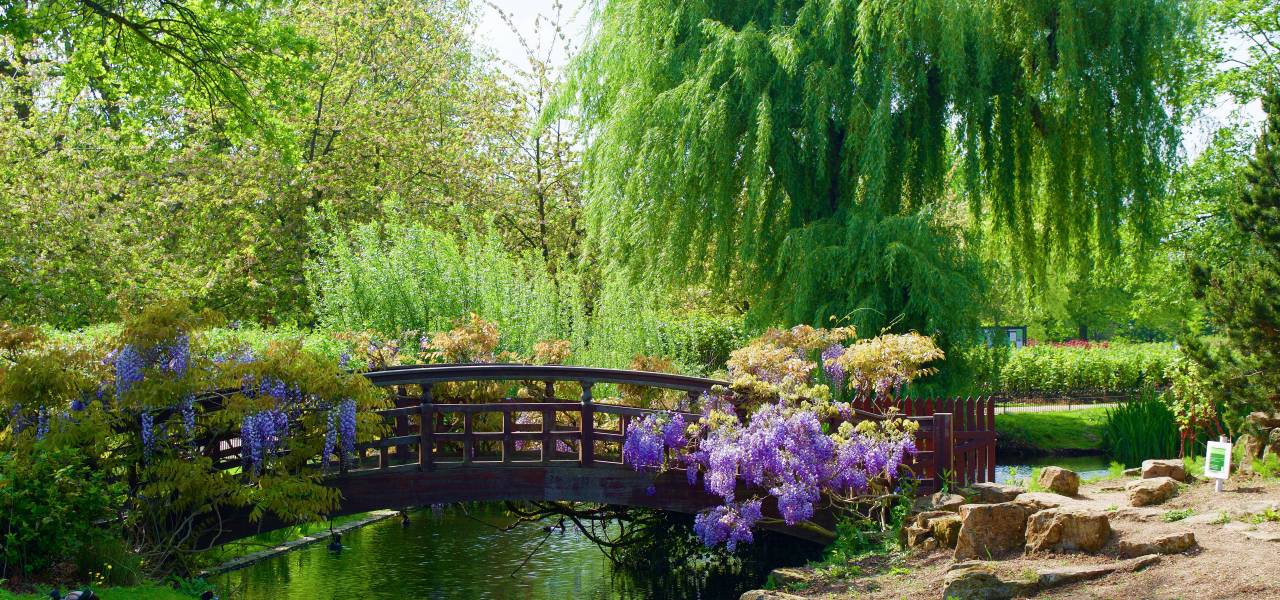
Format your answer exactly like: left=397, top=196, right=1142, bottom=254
left=994, top=453, right=1115, bottom=485
left=211, top=507, right=807, bottom=600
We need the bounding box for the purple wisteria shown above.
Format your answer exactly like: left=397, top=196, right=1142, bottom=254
left=323, top=408, right=337, bottom=471
left=693, top=499, right=763, bottom=550
left=338, top=399, right=357, bottom=464
left=241, top=408, right=289, bottom=474
left=822, top=343, right=846, bottom=389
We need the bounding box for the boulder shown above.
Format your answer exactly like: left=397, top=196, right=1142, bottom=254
left=768, top=567, right=812, bottom=588
left=1128, top=477, right=1179, bottom=507
left=915, top=491, right=966, bottom=513
left=1014, top=492, right=1073, bottom=511
left=1037, top=466, right=1080, bottom=496
left=1245, top=411, right=1280, bottom=430
left=1269, top=428, right=1280, bottom=457
left=1118, top=531, right=1197, bottom=558
left=941, top=564, right=1035, bottom=600
left=930, top=514, right=963, bottom=548
left=963, top=482, right=1026, bottom=504
left=954, top=502, right=1035, bottom=560
left=915, top=510, right=954, bottom=528
left=1244, top=531, right=1280, bottom=543
left=1035, top=554, right=1160, bottom=589
left=741, top=591, right=806, bottom=600
left=1024, top=508, right=1111, bottom=553
left=1239, top=433, right=1263, bottom=473
left=1141, top=459, right=1186, bottom=482
left=904, top=524, right=932, bottom=547
left=1122, top=467, right=1142, bottom=477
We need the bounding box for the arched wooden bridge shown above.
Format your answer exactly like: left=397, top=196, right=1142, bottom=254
left=202, top=364, right=996, bottom=545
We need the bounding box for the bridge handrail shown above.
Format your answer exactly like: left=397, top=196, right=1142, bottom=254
left=362, top=363, right=728, bottom=393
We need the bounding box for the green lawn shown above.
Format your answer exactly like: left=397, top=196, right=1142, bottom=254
left=996, top=407, right=1109, bottom=454
left=0, top=585, right=193, bottom=600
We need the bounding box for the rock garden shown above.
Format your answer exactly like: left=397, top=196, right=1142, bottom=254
left=741, top=454, right=1280, bottom=600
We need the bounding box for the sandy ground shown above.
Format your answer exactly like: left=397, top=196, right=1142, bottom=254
left=770, top=476, right=1280, bottom=599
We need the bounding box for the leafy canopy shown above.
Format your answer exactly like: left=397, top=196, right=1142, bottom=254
left=565, top=0, right=1196, bottom=336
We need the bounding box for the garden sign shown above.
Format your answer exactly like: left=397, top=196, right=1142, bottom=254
left=1205, top=438, right=1231, bottom=491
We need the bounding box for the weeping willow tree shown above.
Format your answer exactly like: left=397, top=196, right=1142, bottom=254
left=564, top=0, right=1195, bottom=341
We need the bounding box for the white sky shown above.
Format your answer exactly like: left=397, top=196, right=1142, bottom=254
left=474, top=0, right=587, bottom=71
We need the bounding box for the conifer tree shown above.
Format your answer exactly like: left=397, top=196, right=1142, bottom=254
left=564, top=0, right=1196, bottom=340
left=1189, top=88, right=1280, bottom=426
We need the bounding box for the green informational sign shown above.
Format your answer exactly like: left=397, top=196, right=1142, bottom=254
left=1204, top=441, right=1232, bottom=480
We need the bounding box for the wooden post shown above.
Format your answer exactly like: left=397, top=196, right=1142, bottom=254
left=986, top=397, right=996, bottom=483
left=502, top=408, right=515, bottom=463
left=580, top=382, right=595, bottom=466
left=541, top=409, right=554, bottom=463
left=463, top=412, right=474, bottom=465
left=419, top=384, right=434, bottom=471
left=933, top=412, right=953, bottom=492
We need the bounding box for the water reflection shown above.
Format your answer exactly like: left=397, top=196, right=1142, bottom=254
left=214, top=507, right=771, bottom=599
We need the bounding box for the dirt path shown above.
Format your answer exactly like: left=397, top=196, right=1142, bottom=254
left=756, top=476, right=1280, bottom=599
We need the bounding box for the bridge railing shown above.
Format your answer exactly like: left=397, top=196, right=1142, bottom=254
left=202, top=364, right=981, bottom=493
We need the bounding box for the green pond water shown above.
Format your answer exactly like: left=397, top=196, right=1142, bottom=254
left=995, top=454, right=1114, bottom=485
left=212, top=455, right=1114, bottom=599
left=211, top=508, right=791, bottom=600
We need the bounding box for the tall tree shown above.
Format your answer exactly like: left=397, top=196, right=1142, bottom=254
left=1188, top=88, right=1280, bottom=427
left=564, top=0, right=1196, bottom=340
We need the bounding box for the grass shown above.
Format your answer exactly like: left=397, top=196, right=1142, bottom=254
left=1162, top=508, right=1195, bottom=522
left=0, top=585, right=195, bottom=600
left=996, top=407, right=1109, bottom=453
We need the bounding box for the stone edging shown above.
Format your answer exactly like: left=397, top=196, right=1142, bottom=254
left=200, top=510, right=400, bottom=577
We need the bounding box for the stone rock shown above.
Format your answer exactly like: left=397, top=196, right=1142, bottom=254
left=1269, top=428, right=1280, bottom=457
left=915, top=491, right=966, bottom=513
left=1245, top=411, right=1280, bottom=430
left=963, top=482, right=1026, bottom=504
left=1244, top=531, right=1280, bottom=543
left=1014, top=492, right=1075, bottom=511
left=1111, top=506, right=1166, bottom=522
left=1024, top=508, right=1111, bottom=554
left=1127, top=477, right=1179, bottom=506
left=1122, top=467, right=1142, bottom=477
left=905, top=523, right=932, bottom=547
left=1036, top=554, right=1160, bottom=589
left=954, top=502, right=1035, bottom=560
left=1118, top=531, right=1197, bottom=557
left=1239, top=433, right=1262, bottom=473
left=740, top=591, right=806, bottom=600
left=768, top=567, right=812, bottom=588
left=915, top=510, right=953, bottom=528
left=930, top=514, right=963, bottom=548
left=919, top=537, right=940, bottom=552
left=1142, top=459, right=1187, bottom=482
left=1037, top=466, right=1081, bottom=496
left=941, top=564, right=1035, bottom=600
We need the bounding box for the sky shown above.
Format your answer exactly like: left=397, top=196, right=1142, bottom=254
left=473, top=0, right=587, bottom=72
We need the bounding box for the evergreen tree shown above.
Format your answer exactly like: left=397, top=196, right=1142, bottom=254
left=564, top=0, right=1196, bottom=341
left=1189, top=88, right=1280, bottom=426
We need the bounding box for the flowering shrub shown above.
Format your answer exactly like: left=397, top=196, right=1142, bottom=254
left=0, top=302, right=388, bottom=575
left=623, top=325, right=939, bottom=549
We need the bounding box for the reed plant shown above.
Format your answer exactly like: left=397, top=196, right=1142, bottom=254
left=1102, top=387, right=1180, bottom=467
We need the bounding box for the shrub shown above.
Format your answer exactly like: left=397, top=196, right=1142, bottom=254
left=1102, top=388, right=1180, bottom=467
left=0, top=445, right=126, bottom=580
left=997, top=342, right=1177, bottom=395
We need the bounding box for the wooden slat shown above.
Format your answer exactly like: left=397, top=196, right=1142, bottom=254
left=463, top=412, right=473, bottom=465
left=541, top=409, right=554, bottom=463
left=502, top=409, right=514, bottom=463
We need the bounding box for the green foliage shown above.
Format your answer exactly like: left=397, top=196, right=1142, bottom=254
left=566, top=0, right=1196, bottom=344
left=0, top=302, right=389, bottom=579
left=0, top=445, right=127, bottom=579
left=996, top=407, right=1109, bottom=453
left=996, top=342, right=1177, bottom=395
left=1162, top=508, right=1195, bottom=522
left=1102, top=389, right=1181, bottom=467
left=1186, top=89, right=1280, bottom=433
